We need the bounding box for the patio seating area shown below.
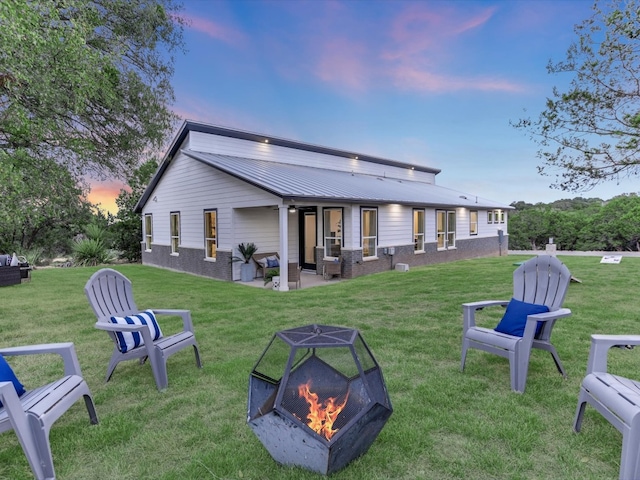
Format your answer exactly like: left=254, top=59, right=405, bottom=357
left=241, top=269, right=341, bottom=290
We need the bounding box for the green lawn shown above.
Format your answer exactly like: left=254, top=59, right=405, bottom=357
left=1, top=255, right=638, bottom=479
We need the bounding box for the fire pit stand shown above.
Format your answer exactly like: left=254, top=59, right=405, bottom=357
left=247, top=324, right=393, bottom=475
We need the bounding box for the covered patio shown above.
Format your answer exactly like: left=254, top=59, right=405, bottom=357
left=239, top=269, right=342, bottom=290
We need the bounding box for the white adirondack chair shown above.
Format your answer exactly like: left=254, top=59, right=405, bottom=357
left=0, top=343, right=98, bottom=479
left=460, top=255, right=572, bottom=393
left=84, top=268, right=202, bottom=391
left=574, top=334, right=640, bottom=480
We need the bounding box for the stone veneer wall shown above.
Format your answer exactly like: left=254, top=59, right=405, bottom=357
left=141, top=243, right=233, bottom=281
left=314, top=235, right=507, bottom=280
left=142, top=235, right=507, bottom=282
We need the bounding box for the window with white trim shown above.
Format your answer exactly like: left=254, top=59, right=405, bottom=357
left=361, top=207, right=377, bottom=258
left=488, top=209, right=505, bottom=224
left=413, top=209, right=425, bottom=251
left=469, top=210, right=478, bottom=236
left=204, top=209, right=217, bottom=259
left=144, top=214, right=153, bottom=251
left=323, top=208, right=342, bottom=257
left=170, top=212, right=180, bottom=254
left=436, top=210, right=456, bottom=249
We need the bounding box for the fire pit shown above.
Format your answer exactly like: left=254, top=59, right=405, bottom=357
left=247, top=324, right=393, bottom=475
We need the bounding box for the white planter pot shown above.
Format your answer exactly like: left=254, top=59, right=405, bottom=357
left=272, top=276, right=280, bottom=291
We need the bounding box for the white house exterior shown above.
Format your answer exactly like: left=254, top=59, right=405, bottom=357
left=135, top=121, right=512, bottom=290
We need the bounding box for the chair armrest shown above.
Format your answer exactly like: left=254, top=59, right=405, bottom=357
left=151, top=309, right=195, bottom=334
left=95, top=321, right=156, bottom=345
left=585, top=334, right=640, bottom=375
left=526, top=307, right=572, bottom=324
left=0, top=342, right=83, bottom=377
left=462, top=300, right=509, bottom=330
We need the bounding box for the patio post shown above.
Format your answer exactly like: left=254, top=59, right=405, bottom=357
left=278, top=205, right=290, bottom=291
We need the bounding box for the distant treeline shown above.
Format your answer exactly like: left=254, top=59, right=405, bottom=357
left=508, top=193, right=640, bottom=252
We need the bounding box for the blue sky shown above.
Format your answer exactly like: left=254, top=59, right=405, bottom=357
left=90, top=0, right=640, bottom=212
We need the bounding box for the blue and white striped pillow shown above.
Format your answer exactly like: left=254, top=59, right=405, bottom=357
left=110, top=310, right=163, bottom=353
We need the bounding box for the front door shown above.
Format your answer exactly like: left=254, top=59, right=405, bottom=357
left=298, top=207, right=317, bottom=271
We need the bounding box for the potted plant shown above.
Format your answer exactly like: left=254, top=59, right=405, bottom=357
left=232, top=242, right=258, bottom=282
left=264, top=268, right=280, bottom=289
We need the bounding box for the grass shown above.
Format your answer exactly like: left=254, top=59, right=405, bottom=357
left=0, top=255, right=639, bottom=479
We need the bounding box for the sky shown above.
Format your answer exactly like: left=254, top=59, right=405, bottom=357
left=89, top=0, right=640, bottom=214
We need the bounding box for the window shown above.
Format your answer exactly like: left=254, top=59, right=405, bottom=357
left=361, top=207, right=377, bottom=258
left=488, top=209, right=505, bottom=224
left=324, top=208, right=342, bottom=257
left=170, top=212, right=180, bottom=254
left=204, top=209, right=217, bottom=259
left=144, top=214, right=153, bottom=251
left=469, top=210, right=478, bottom=236
left=436, top=210, right=456, bottom=249
left=413, top=209, right=425, bottom=251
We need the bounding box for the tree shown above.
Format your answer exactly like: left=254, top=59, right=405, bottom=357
left=514, top=0, right=640, bottom=192
left=0, top=150, right=94, bottom=256
left=112, top=158, right=158, bottom=262
left=583, top=194, right=640, bottom=250
left=0, top=0, right=186, bottom=179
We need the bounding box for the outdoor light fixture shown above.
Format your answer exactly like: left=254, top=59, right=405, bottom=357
left=288, top=205, right=296, bottom=213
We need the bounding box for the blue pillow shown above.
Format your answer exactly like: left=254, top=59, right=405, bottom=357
left=266, top=257, right=279, bottom=268
left=494, top=298, right=549, bottom=337
left=0, top=354, right=26, bottom=406
left=110, top=310, right=163, bottom=353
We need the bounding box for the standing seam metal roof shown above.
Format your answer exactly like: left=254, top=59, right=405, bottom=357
left=182, top=149, right=513, bottom=209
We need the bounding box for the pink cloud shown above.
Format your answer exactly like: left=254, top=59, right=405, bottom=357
left=313, top=39, right=370, bottom=92
left=391, top=65, right=525, bottom=94
left=176, top=13, right=246, bottom=47
left=300, top=2, right=523, bottom=95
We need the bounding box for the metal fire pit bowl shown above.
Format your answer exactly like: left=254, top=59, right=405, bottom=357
left=247, top=324, right=393, bottom=475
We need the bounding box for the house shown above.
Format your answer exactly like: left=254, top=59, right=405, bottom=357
left=134, top=120, right=512, bottom=290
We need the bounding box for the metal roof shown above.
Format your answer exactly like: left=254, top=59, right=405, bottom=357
left=180, top=150, right=513, bottom=209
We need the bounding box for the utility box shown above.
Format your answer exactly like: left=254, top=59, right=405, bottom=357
left=395, top=263, right=409, bottom=272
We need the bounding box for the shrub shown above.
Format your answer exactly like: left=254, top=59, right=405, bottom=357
left=72, top=238, right=117, bottom=266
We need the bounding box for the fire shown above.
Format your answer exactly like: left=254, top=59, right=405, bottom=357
left=297, top=380, right=349, bottom=441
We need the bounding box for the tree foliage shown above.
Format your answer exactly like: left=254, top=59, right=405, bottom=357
left=0, top=0, right=185, bottom=180
left=112, top=158, right=158, bottom=262
left=508, top=194, right=640, bottom=251
left=514, top=0, right=640, bottom=192
left=0, top=150, right=94, bottom=256
left=0, top=0, right=185, bottom=259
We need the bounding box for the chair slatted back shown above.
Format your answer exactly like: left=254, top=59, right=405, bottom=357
left=85, top=268, right=139, bottom=321
left=513, top=256, right=571, bottom=311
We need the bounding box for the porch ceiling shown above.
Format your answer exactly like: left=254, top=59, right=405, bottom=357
left=182, top=149, right=512, bottom=210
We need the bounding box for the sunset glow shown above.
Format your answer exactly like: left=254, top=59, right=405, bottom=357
left=87, top=180, right=125, bottom=215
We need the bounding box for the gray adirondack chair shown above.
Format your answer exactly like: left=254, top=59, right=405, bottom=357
left=460, top=255, right=572, bottom=393
left=574, top=334, right=640, bottom=480
left=85, top=268, right=202, bottom=391
left=0, top=342, right=98, bottom=479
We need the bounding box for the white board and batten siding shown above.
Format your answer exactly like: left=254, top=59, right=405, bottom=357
left=142, top=151, right=280, bottom=250
left=186, top=131, right=437, bottom=185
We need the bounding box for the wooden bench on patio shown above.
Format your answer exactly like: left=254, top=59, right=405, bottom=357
left=252, top=252, right=280, bottom=279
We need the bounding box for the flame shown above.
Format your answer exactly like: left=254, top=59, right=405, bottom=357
left=297, top=380, right=349, bottom=441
